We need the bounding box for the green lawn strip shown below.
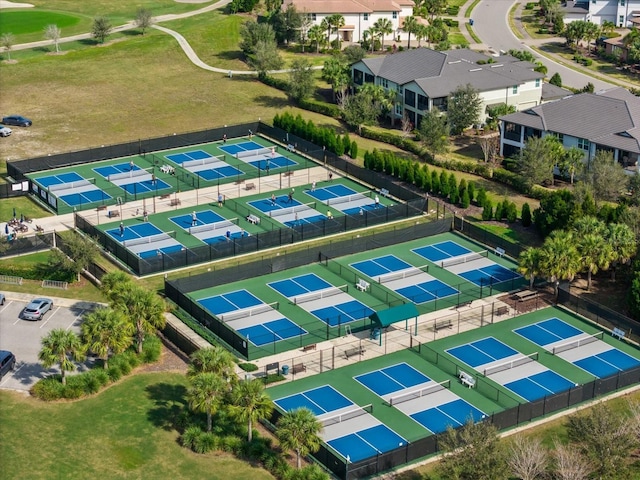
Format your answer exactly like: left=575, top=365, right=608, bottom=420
left=0, top=10, right=84, bottom=42
left=0, top=194, right=50, bottom=221
left=465, top=0, right=481, bottom=18
left=0, top=373, right=274, bottom=479
left=465, top=23, right=481, bottom=44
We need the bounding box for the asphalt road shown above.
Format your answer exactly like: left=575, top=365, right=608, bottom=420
left=471, top=0, right=614, bottom=91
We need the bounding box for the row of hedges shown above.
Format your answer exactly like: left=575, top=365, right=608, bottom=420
left=31, top=336, right=162, bottom=401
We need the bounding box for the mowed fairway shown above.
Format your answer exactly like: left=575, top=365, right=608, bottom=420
left=0, top=373, right=274, bottom=479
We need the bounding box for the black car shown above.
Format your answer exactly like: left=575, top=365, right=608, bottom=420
left=0, top=350, right=16, bottom=379
left=2, top=115, right=32, bottom=127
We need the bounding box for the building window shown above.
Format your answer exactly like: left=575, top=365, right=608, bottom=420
left=392, top=11, right=397, bottom=19
left=353, top=69, right=363, bottom=85
left=512, top=85, right=518, bottom=94
left=417, top=94, right=428, bottom=111
left=363, top=13, right=368, bottom=20
left=621, top=0, right=625, bottom=6
left=432, top=97, right=447, bottom=112
left=504, top=122, right=522, bottom=141
left=578, top=138, right=590, bottom=151
left=535, top=78, right=540, bottom=87
left=395, top=103, right=402, bottom=116
left=364, top=73, right=374, bottom=83
left=380, top=78, right=389, bottom=89
left=404, top=89, right=416, bottom=108
left=620, top=15, right=624, bottom=26
left=311, top=13, right=316, bottom=21
left=555, top=133, right=564, bottom=144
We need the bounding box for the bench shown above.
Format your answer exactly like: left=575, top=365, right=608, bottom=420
left=159, top=194, right=171, bottom=200
left=96, top=205, right=107, bottom=211
left=245, top=182, right=255, bottom=190
left=302, top=344, right=316, bottom=352
left=169, top=198, right=181, bottom=207
left=160, top=164, right=175, bottom=175
left=247, top=214, right=260, bottom=225
left=379, top=188, right=390, bottom=197
left=291, top=363, right=306, bottom=374
left=456, top=300, right=472, bottom=309
left=495, top=246, right=506, bottom=257
left=612, top=327, right=626, bottom=340
left=108, top=210, right=120, bottom=218
left=514, top=289, right=537, bottom=301
left=355, top=278, right=370, bottom=292
left=496, top=306, right=509, bottom=316
left=434, top=318, right=452, bottom=332
left=286, top=144, right=295, bottom=152
left=345, top=346, right=365, bottom=359
left=459, top=371, right=476, bottom=388
left=35, top=225, right=44, bottom=233
left=283, top=171, right=293, bottom=177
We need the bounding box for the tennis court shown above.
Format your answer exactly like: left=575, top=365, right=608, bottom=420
left=351, top=255, right=458, bottom=304
left=170, top=209, right=242, bottom=243
left=196, top=288, right=305, bottom=346
left=33, top=172, right=112, bottom=207
left=94, top=162, right=171, bottom=195
left=248, top=197, right=325, bottom=227
left=105, top=222, right=184, bottom=259
left=166, top=150, right=244, bottom=181
left=269, top=274, right=374, bottom=327
left=274, top=385, right=407, bottom=463
left=354, top=363, right=485, bottom=434
left=413, top=241, right=520, bottom=286
left=446, top=336, right=575, bottom=402
left=306, top=183, right=378, bottom=213
left=219, top=142, right=297, bottom=171
left=515, top=318, right=640, bottom=378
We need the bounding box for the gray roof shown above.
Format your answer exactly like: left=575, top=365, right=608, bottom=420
left=358, top=48, right=543, bottom=98
left=500, top=88, right=640, bottom=153
left=541, top=82, right=572, bottom=101
left=561, top=1, right=589, bottom=14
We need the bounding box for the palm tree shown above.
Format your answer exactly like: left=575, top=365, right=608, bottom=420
left=539, top=230, right=581, bottom=296
left=402, top=16, right=419, bottom=49
left=320, top=18, right=331, bottom=46
left=187, top=373, right=226, bottom=432
left=81, top=307, right=133, bottom=369
left=38, top=329, right=86, bottom=385
left=276, top=407, right=323, bottom=469
left=362, top=27, right=377, bottom=52
left=1, top=33, right=15, bottom=61
left=561, top=147, right=584, bottom=184
left=583, top=22, right=601, bottom=55
left=518, top=247, right=542, bottom=289
left=307, top=24, right=324, bottom=53
left=572, top=215, right=606, bottom=238
left=230, top=379, right=273, bottom=442
left=601, top=20, right=615, bottom=36
left=100, top=270, right=133, bottom=304
left=327, top=14, right=345, bottom=49
left=373, top=18, right=393, bottom=51
left=576, top=232, right=613, bottom=290
left=607, top=223, right=638, bottom=282
left=119, top=284, right=166, bottom=354
left=188, top=347, right=236, bottom=384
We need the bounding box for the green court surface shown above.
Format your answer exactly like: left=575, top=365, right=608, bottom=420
left=26, top=135, right=319, bottom=214
left=266, top=306, right=640, bottom=455
left=184, top=232, right=523, bottom=359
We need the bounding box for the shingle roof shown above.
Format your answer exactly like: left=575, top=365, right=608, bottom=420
left=286, top=0, right=408, bottom=14
left=360, top=48, right=448, bottom=85
left=541, top=82, right=572, bottom=101
left=500, top=88, right=640, bottom=153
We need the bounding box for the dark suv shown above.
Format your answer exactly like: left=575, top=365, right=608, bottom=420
left=2, top=115, right=32, bottom=127
left=0, top=350, right=16, bottom=379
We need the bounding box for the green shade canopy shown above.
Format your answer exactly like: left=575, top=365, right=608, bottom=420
left=369, top=303, right=419, bottom=328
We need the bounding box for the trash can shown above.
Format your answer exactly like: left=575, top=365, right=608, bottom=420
left=469, top=18, right=474, bottom=26
left=370, top=328, right=380, bottom=341
left=281, top=365, right=290, bottom=375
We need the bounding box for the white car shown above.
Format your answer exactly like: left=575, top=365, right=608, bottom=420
left=0, top=126, right=12, bottom=137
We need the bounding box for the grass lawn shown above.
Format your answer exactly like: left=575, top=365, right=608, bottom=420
left=0, top=372, right=274, bottom=480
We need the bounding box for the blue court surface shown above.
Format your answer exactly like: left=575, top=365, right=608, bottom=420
left=355, top=363, right=431, bottom=396
left=165, top=150, right=212, bottom=164
left=283, top=215, right=326, bottom=228
left=237, top=318, right=307, bottom=347
left=310, top=300, right=375, bottom=327
left=504, top=370, right=575, bottom=402
left=305, top=184, right=358, bottom=202
left=514, top=318, right=584, bottom=346
left=94, top=162, right=143, bottom=179
left=446, top=337, right=519, bottom=368
left=269, top=273, right=333, bottom=298
left=248, top=156, right=297, bottom=171
left=411, top=399, right=485, bottom=434
left=249, top=197, right=305, bottom=214
left=396, top=279, right=458, bottom=304
left=412, top=241, right=471, bottom=263
left=574, top=349, right=640, bottom=378
left=197, top=289, right=263, bottom=316
left=120, top=179, right=171, bottom=195
left=196, top=165, right=243, bottom=181
left=350, top=255, right=413, bottom=278
left=219, top=141, right=267, bottom=156
left=59, top=189, right=112, bottom=207
left=35, top=172, right=84, bottom=188
left=170, top=209, right=225, bottom=229
left=274, top=385, right=407, bottom=462
left=138, top=244, right=185, bottom=259
left=106, top=222, right=163, bottom=243
left=459, top=264, right=521, bottom=286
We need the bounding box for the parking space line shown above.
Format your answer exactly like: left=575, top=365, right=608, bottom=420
left=40, top=306, right=61, bottom=329
left=67, top=309, right=86, bottom=330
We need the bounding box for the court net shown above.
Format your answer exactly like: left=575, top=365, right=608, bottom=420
left=123, top=231, right=175, bottom=248
left=322, top=404, right=373, bottom=427
left=388, top=380, right=451, bottom=406
left=293, top=285, right=348, bottom=305
left=108, top=168, right=150, bottom=182
left=482, top=352, right=539, bottom=376
left=48, top=178, right=95, bottom=192
left=189, top=218, right=238, bottom=235
left=440, top=250, right=489, bottom=268
left=220, top=301, right=279, bottom=322
left=326, top=192, right=371, bottom=207
left=183, top=155, right=224, bottom=169
left=236, top=147, right=275, bottom=159
left=269, top=202, right=316, bottom=218
left=552, top=332, right=604, bottom=355
left=379, top=265, right=429, bottom=284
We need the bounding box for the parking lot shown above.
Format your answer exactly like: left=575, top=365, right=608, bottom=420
left=0, top=294, right=103, bottom=392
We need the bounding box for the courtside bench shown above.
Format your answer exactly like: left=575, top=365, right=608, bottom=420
left=612, top=327, right=626, bottom=340
left=379, top=188, right=390, bottom=197
left=302, top=343, right=316, bottom=352
left=345, top=346, right=365, bottom=359
left=356, top=278, right=370, bottom=292
left=291, top=363, right=306, bottom=374
left=459, top=371, right=476, bottom=388
left=247, top=214, right=260, bottom=225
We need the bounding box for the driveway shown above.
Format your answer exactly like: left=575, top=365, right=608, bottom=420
left=0, top=295, right=101, bottom=392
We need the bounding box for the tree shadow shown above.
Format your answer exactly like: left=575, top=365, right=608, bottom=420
left=252, top=95, right=290, bottom=109
left=145, top=382, right=188, bottom=431
left=215, top=50, right=245, bottom=62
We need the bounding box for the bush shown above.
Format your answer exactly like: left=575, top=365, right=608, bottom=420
left=482, top=200, right=493, bottom=220
left=521, top=202, right=532, bottom=227
left=61, top=376, right=87, bottom=399
left=298, top=98, right=341, bottom=118
left=525, top=2, right=536, bottom=9
left=350, top=140, right=358, bottom=159
left=141, top=335, right=162, bottom=363
left=31, top=377, right=65, bottom=400
left=238, top=362, right=258, bottom=372
left=107, top=363, right=123, bottom=382
left=505, top=201, right=518, bottom=222
left=193, top=431, right=217, bottom=454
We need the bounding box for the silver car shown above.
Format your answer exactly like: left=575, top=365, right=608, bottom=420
left=0, top=293, right=4, bottom=305
left=22, top=298, right=53, bottom=320
left=0, top=126, right=11, bottom=137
